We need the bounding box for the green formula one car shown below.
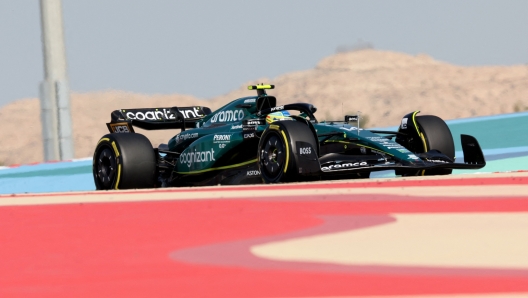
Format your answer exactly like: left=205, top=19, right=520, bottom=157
left=93, top=85, right=486, bottom=189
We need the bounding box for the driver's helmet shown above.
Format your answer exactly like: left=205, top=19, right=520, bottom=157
left=266, top=110, right=292, bottom=124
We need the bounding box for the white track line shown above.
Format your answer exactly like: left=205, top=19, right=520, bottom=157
left=1, top=172, right=527, bottom=207
left=0, top=182, right=527, bottom=207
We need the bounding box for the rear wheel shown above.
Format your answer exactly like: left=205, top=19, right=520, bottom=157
left=93, top=133, right=157, bottom=190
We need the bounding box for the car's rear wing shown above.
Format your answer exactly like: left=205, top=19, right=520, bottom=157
left=106, top=106, right=212, bottom=133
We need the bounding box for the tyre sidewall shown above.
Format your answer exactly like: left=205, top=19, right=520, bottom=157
left=258, top=121, right=318, bottom=183
left=93, top=133, right=157, bottom=190
left=415, top=115, right=455, bottom=175
left=258, top=128, right=291, bottom=183
left=93, top=138, right=118, bottom=190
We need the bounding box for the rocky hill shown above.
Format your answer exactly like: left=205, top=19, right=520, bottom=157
left=1, top=50, right=527, bottom=165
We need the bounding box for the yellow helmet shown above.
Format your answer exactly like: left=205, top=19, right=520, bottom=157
left=266, top=111, right=292, bottom=124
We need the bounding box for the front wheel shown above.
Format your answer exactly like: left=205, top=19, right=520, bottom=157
left=397, top=115, right=455, bottom=176
left=93, top=133, right=157, bottom=190
left=416, top=115, right=455, bottom=175
left=258, top=121, right=318, bottom=183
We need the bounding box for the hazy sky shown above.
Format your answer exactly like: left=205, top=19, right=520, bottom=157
left=1, top=0, right=527, bottom=107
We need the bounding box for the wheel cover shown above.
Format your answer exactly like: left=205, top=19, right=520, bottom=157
left=95, top=146, right=117, bottom=189
left=260, top=133, right=286, bottom=178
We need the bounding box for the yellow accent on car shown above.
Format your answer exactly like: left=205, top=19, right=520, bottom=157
left=420, top=132, right=428, bottom=152
left=110, top=141, right=122, bottom=188
left=111, top=141, right=120, bottom=157
left=281, top=130, right=289, bottom=173
left=176, top=159, right=257, bottom=175
left=412, top=111, right=429, bottom=170
left=115, top=164, right=122, bottom=189
left=411, top=111, right=421, bottom=137
left=411, top=111, right=428, bottom=152
left=94, top=138, right=111, bottom=166
left=248, top=84, right=274, bottom=90
left=96, top=138, right=122, bottom=189
left=269, top=124, right=280, bottom=130
left=97, top=137, right=110, bottom=146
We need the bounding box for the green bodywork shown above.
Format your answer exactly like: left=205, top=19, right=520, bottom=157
left=168, top=95, right=426, bottom=174
left=313, top=122, right=421, bottom=162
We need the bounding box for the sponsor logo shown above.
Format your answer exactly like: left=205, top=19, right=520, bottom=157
left=270, top=105, right=284, bottom=112
left=408, top=154, right=419, bottom=160
left=244, top=133, right=255, bottom=139
left=126, top=110, right=171, bottom=120
left=401, top=118, right=408, bottom=129
left=231, top=124, right=243, bottom=129
left=124, top=107, right=203, bottom=121
left=175, top=132, right=198, bottom=143
left=244, top=98, right=256, bottom=103
left=366, top=137, right=406, bottom=150
left=185, top=107, right=204, bottom=118
left=299, top=147, right=311, bottom=155
left=179, top=148, right=215, bottom=167
left=113, top=125, right=130, bottom=133
left=366, top=137, right=387, bottom=142
left=213, top=134, right=231, bottom=142
left=246, top=120, right=263, bottom=125
left=211, top=110, right=245, bottom=123
left=339, top=126, right=362, bottom=132
left=214, top=134, right=231, bottom=146
left=346, top=115, right=358, bottom=122
left=247, top=170, right=260, bottom=176
left=321, top=161, right=368, bottom=171
left=397, top=148, right=410, bottom=153
left=427, top=159, right=449, bottom=163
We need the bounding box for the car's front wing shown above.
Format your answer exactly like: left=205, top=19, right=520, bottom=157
left=318, top=134, right=486, bottom=176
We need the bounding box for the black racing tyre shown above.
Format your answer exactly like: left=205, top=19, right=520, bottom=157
left=258, top=121, right=318, bottom=183
left=93, top=133, right=157, bottom=190
left=415, top=115, right=455, bottom=175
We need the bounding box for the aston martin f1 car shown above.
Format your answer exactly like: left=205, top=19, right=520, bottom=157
left=93, top=85, right=486, bottom=189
